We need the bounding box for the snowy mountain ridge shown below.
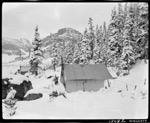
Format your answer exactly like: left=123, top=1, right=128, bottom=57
left=2, top=37, right=31, bottom=55
left=42, top=27, right=83, bottom=47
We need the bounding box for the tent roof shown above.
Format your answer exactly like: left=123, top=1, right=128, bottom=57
left=63, top=64, right=113, bottom=81
left=20, top=66, right=30, bottom=72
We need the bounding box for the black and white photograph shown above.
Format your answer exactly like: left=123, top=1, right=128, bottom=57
left=2, top=2, right=148, bottom=119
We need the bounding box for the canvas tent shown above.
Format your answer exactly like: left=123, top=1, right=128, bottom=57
left=60, top=64, right=113, bottom=93
left=19, top=66, right=30, bottom=75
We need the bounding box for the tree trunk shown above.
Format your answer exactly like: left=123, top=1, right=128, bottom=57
left=54, top=63, right=56, bottom=72
left=35, top=71, right=38, bottom=76
left=127, top=56, right=129, bottom=74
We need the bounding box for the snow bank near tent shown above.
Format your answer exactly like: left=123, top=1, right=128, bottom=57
left=109, top=60, right=148, bottom=92
left=4, top=90, right=148, bottom=119
left=24, top=75, right=65, bottom=98
left=28, top=76, right=55, bottom=89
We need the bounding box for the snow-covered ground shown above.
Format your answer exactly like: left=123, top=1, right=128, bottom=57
left=108, top=60, right=148, bottom=93
left=2, top=54, right=18, bottom=63
left=2, top=59, right=148, bottom=119
left=2, top=51, right=29, bottom=64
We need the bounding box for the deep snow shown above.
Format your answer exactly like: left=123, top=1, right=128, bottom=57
left=2, top=59, right=148, bottom=119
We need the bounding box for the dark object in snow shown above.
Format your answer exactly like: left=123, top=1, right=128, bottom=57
left=2, top=78, right=33, bottom=100
left=134, top=85, right=137, bottom=90
left=2, top=78, right=11, bottom=99
left=140, top=91, right=147, bottom=99
left=24, top=93, right=43, bottom=101
left=11, top=80, right=33, bottom=100
left=116, top=71, right=120, bottom=76
left=118, top=90, right=122, bottom=93
left=49, top=91, right=58, bottom=97
left=47, top=76, right=53, bottom=79
left=126, top=84, right=128, bottom=91
left=49, top=91, right=66, bottom=99
left=123, top=66, right=128, bottom=70
left=54, top=76, right=59, bottom=85
left=144, top=79, right=146, bottom=85
left=123, top=72, right=129, bottom=76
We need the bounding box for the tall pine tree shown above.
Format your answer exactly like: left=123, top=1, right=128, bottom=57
left=88, top=18, right=95, bottom=60
left=108, top=7, right=120, bottom=68
left=29, top=25, right=43, bottom=75
left=137, top=2, right=148, bottom=62
left=121, top=3, right=135, bottom=74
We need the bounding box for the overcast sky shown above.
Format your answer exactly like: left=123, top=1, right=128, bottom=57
left=2, top=2, right=118, bottom=41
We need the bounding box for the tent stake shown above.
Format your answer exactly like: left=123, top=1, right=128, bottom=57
left=126, top=84, right=128, bottom=91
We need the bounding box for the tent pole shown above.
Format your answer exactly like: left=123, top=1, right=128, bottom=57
left=107, top=79, right=110, bottom=88
left=83, top=81, right=85, bottom=92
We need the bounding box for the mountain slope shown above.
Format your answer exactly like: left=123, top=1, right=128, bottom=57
left=42, top=27, right=83, bottom=47
left=2, top=27, right=82, bottom=57
left=2, top=37, right=32, bottom=55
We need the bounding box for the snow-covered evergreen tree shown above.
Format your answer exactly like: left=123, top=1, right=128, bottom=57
left=79, top=28, right=90, bottom=64
left=133, top=3, right=140, bottom=58
left=107, top=2, right=148, bottom=74
left=88, top=18, right=95, bottom=60
left=117, top=3, right=124, bottom=50
left=83, top=28, right=88, bottom=39
left=29, top=25, right=43, bottom=75
left=121, top=4, right=135, bottom=74
left=80, top=38, right=91, bottom=64
left=102, top=22, right=109, bottom=66
left=108, top=7, right=120, bottom=68
left=136, top=2, right=148, bottom=62
left=97, top=25, right=104, bottom=60
left=103, top=22, right=107, bottom=42
left=65, top=41, right=75, bottom=64
left=51, top=41, right=60, bottom=69
left=73, top=42, right=82, bottom=64
left=93, top=24, right=101, bottom=63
